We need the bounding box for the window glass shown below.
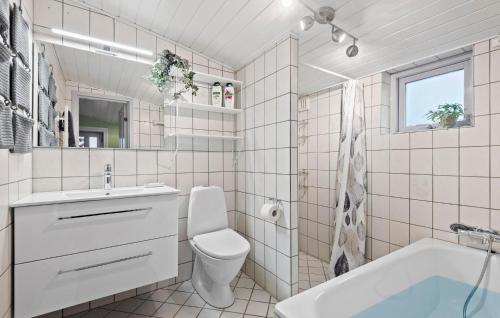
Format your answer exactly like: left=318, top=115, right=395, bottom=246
left=405, top=69, right=464, bottom=127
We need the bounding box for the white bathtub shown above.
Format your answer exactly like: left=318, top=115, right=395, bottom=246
left=275, top=238, right=500, bottom=317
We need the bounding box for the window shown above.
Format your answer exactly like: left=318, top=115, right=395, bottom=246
left=392, top=54, right=472, bottom=131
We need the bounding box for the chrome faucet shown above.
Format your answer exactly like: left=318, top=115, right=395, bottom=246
left=104, top=164, right=112, bottom=190
left=450, top=223, right=500, bottom=244
left=449, top=223, right=500, bottom=318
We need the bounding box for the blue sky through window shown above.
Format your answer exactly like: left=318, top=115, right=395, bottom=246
left=405, top=69, right=464, bottom=126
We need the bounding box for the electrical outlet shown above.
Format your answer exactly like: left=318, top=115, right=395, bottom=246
left=492, top=36, right=500, bottom=50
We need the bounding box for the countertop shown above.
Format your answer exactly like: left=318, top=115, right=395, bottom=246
left=11, top=185, right=181, bottom=208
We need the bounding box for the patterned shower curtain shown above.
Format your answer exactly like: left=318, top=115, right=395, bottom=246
left=330, top=79, right=367, bottom=277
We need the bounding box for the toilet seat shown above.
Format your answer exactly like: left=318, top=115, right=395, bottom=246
left=192, top=228, right=250, bottom=260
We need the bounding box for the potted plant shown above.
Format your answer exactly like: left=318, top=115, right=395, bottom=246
left=149, top=49, right=199, bottom=100
left=426, top=103, right=464, bottom=128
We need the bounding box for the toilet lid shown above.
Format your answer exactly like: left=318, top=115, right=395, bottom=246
left=193, top=229, right=250, bottom=260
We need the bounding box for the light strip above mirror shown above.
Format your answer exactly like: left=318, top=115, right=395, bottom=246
left=51, top=28, right=153, bottom=57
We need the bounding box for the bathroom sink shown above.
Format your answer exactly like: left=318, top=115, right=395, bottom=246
left=11, top=185, right=181, bottom=207
left=64, top=188, right=145, bottom=199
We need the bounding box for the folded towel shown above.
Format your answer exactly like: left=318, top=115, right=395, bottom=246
left=0, top=42, right=9, bottom=100
left=12, top=110, right=33, bottom=153
left=38, top=52, right=49, bottom=92
left=48, top=72, right=57, bottom=103
left=38, top=91, right=50, bottom=126
left=11, top=57, right=30, bottom=111
left=0, top=99, right=13, bottom=149
left=10, top=3, right=29, bottom=67
left=0, top=0, right=8, bottom=44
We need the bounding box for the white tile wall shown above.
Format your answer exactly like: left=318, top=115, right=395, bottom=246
left=0, top=150, right=33, bottom=318
left=297, top=86, right=342, bottom=263
left=363, top=38, right=500, bottom=260
left=236, top=36, right=299, bottom=300
left=1, top=1, right=35, bottom=317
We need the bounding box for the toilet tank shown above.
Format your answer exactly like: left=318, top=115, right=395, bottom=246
left=187, top=186, right=228, bottom=239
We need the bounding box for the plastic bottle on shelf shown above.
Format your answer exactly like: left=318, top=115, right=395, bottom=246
left=223, top=83, right=234, bottom=109
left=211, top=82, right=222, bottom=107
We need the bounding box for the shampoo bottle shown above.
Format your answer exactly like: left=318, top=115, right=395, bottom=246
left=223, top=83, right=234, bottom=109
left=211, top=82, right=222, bottom=107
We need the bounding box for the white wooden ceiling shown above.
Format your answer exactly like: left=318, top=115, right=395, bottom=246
left=79, top=98, right=127, bottom=123
left=74, top=0, right=500, bottom=95
left=51, top=44, right=163, bottom=105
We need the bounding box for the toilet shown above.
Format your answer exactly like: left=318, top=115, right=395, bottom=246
left=187, top=186, right=250, bottom=308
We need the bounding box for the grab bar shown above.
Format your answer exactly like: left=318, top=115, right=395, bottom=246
left=57, top=251, right=153, bottom=275
left=57, top=207, right=152, bottom=221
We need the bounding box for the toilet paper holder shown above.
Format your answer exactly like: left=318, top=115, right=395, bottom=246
left=268, top=197, right=283, bottom=209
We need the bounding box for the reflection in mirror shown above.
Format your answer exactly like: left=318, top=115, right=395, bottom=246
left=77, top=96, right=129, bottom=148
left=33, top=40, right=163, bottom=149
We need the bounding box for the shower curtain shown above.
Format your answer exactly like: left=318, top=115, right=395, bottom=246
left=330, top=79, right=367, bottom=277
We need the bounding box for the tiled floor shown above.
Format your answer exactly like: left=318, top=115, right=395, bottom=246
left=298, top=252, right=332, bottom=293
left=56, top=253, right=331, bottom=318
left=68, top=272, right=276, bottom=318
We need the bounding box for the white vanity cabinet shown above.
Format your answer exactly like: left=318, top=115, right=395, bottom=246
left=11, top=186, right=180, bottom=318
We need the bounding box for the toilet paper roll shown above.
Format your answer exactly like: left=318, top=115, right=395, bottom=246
left=260, top=203, right=281, bottom=222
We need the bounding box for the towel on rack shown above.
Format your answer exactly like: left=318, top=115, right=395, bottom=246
left=0, top=41, right=9, bottom=100
left=38, top=91, right=50, bottom=126
left=47, top=104, right=55, bottom=131
left=38, top=124, right=56, bottom=147
left=64, top=110, right=76, bottom=147
left=0, top=0, right=8, bottom=44
left=48, top=72, right=57, bottom=103
left=10, top=3, right=29, bottom=67
left=0, top=99, right=13, bottom=148
left=12, top=110, right=33, bottom=153
left=38, top=52, right=49, bottom=92
left=11, top=57, right=30, bottom=111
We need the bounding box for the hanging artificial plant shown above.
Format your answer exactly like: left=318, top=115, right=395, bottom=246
left=149, top=49, right=199, bottom=99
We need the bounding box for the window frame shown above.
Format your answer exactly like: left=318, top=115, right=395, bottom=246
left=391, top=53, right=473, bottom=132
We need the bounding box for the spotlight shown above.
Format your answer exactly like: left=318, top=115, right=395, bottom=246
left=331, top=27, right=346, bottom=43
left=300, top=16, right=314, bottom=31
left=346, top=40, right=359, bottom=57
left=281, top=0, right=292, bottom=7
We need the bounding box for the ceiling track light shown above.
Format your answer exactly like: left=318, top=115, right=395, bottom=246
left=331, top=26, right=346, bottom=43
left=299, top=16, right=314, bottom=31
left=297, top=3, right=359, bottom=57
left=346, top=39, right=359, bottom=57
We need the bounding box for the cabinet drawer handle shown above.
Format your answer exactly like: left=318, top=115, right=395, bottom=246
left=58, top=251, right=153, bottom=275
left=57, top=207, right=152, bottom=221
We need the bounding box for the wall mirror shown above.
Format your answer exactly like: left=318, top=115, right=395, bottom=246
left=33, top=40, right=163, bottom=149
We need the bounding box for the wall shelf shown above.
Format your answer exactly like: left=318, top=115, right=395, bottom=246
left=171, top=69, right=242, bottom=88
left=174, top=101, right=242, bottom=114
left=168, top=132, right=243, bottom=141
left=164, top=71, right=244, bottom=164
left=193, top=72, right=242, bottom=88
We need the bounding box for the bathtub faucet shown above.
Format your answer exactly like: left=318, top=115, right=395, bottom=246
left=450, top=223, right=500, bottom=244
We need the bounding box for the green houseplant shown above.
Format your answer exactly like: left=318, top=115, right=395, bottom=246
left=426, top=103, right=464, bottom=128
left=149, top=49, right=199, bottom=99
